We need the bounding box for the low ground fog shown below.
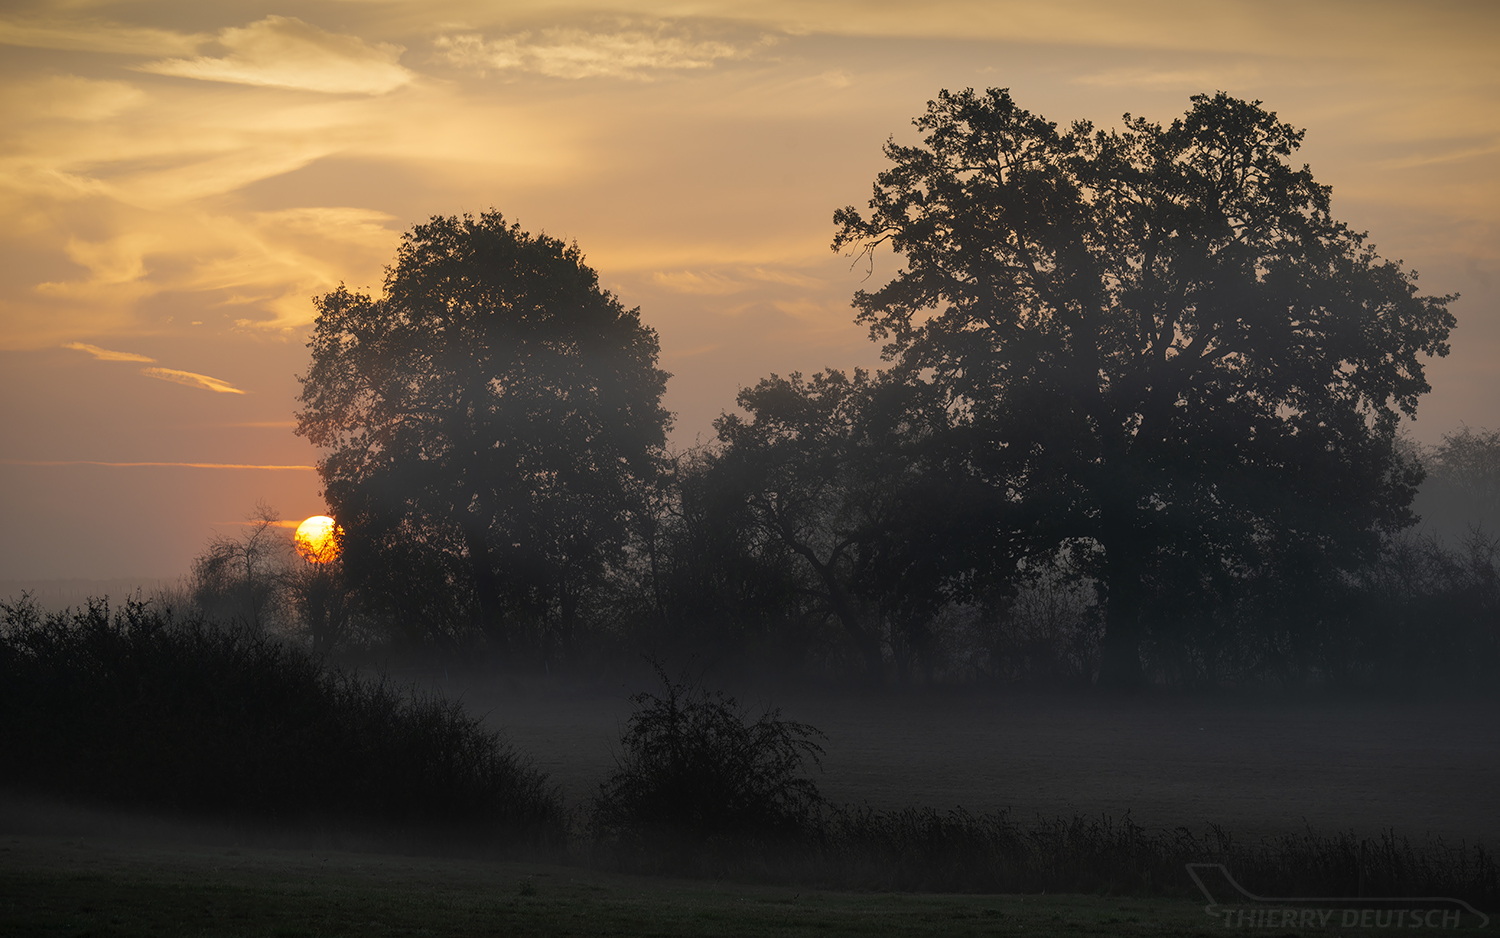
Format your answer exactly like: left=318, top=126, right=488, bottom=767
left=425, top=672, right=1500, bottom=844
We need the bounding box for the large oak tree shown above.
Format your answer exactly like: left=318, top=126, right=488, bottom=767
left=296, top=212, right=670, bottom=655
left=833, top=90, right=1455, bottom=685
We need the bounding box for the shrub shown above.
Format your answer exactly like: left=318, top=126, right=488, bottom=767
left=0, top=594, right=563, bottom=849
left=589, top=667, right=824, bottom=864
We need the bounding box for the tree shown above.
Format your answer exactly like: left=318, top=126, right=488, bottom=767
left=833, top=89, right=1455, bottom=686
left=1414, top=427, right=1500, bottom=544
left=714, top=368, right=1020, bottom=683
left=190, top=500, right=291, bottom=633
left=296, top=211, right=671, bottom=657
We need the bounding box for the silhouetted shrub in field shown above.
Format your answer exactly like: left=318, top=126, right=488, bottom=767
left=589, top=667, right=825, bottom=867
left=0, top=595, right=563, bottom=848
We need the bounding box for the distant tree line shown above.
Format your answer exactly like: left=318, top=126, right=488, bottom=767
left=223, top=90, right=1491, bottom=690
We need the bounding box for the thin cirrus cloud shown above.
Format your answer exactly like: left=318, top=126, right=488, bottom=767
left=650, top=266, right=826, bottom=295
left=432, top=26, right=764, bottom=80
left=135, top=16, right=414, bottom=94
left=141, top=367, right=246, bottom=395
left=0, top=459, right=313, bottom=471
left=0, top=16, right=204, bottom=55
left=62, top=342, right=156, bottom=362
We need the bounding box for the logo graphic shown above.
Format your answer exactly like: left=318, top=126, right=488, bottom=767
left=1186, top=863, right=1490, bottom=930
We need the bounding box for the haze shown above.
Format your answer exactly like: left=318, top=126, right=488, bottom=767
left=1, top=0, right=1496, bottom=582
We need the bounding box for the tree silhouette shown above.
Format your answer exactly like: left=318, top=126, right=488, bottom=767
left=190, top=500, right=291, bottom=633
left=715, top=369, right=1019, bottom=683
left=296, top=211, right=671, bottom=656
left=833, top=90, right=1455, bottom=685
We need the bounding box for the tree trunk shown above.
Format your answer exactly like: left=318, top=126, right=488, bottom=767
left=461, top=522, right=507, bottom=654
left=1097, top=531, right=1147, bottom=689
left=817, top=568, right=885, bottom=684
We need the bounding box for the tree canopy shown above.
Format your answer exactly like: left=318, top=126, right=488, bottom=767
left=832, top=89, right=1456, bottom=685
left=712, top=368, right=1021, bottom=682
left=296, top=211, right=671, bottom=655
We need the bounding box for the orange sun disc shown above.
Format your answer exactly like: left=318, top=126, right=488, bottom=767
left=294, top=515, right=341, bottom=563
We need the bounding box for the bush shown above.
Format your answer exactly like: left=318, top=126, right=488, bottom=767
left=0, top=594, right=563, bottom=848
left=589, top=667, right=824, bottom=865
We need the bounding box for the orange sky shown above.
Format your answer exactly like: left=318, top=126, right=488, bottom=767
left=1, top=0, right=1497, bottom=581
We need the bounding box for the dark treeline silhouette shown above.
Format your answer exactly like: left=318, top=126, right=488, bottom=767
left=268, top=89, right=1486, bottom=691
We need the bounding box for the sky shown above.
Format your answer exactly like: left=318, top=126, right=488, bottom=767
left=1, top=0, right=1497, bottom=583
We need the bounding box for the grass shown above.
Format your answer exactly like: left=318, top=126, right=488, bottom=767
left=0, top=832, right=1255, bottom=937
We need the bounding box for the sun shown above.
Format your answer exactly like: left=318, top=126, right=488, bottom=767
left=293, top=515, right=340, bottom=563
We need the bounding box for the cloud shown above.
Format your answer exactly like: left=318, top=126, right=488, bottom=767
left=58, top=234, right=157, bottom=287
left=1072, top=65, right=1262, bottom=89
left=140, top=367, right=246, bottom=394
left=0, top=76, right=146, bottom=123
left=434, top=26, right=761, bottom=80
left=650, top=265, right=825, bottom=295
left=0, top=17, right=204, bottom=56
left=136, top=16, right=413, bottom=94
left=0, top=459, right=312, bottom=470
left=651, top=270, right=747, bottom=294
left=62, top=342, right=156, bottom=362
left=747, top=267, right=825, bottom=288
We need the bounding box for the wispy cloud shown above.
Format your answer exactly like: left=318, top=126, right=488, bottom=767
left=0, top=459, right=313, bottom=470
left=136, top=16, right=413, bottom=94
left=141, top=367, right=246, bottom=394
left=434, top=26, right=764, bottom=80
left=651, top=265, right=825, bottom=295
left=651, top=270, right=748, bottom=294
left=62, top=342, right=155, bottom=362
left=0, top=75, right=146, bottom=122
left=1072, top=65, right=1262, bottom=89
left=0, top=17, right=205, bottom=56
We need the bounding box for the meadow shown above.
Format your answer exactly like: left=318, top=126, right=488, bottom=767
left=0, top=828, right=1239, bottom=938
left=457, top=673, right=1500, bottom=845
left=3, top=599, right=1497, bottom=934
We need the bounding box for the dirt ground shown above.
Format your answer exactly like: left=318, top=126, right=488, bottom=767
left=449, top=675, right=1500, bottom=843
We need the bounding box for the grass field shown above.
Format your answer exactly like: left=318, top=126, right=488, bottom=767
left=5, top=827, right=1494, bottom=937
left=0, top=830, right=1280, bottom=937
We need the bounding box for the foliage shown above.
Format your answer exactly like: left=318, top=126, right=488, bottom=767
left=296, top=211, right=671, bottom=658
left=1341, top=529, right=1500, bottom=688
left=590, top=666, right=825, bottom=862
left=626, top=446, right=828, bottom=675
left=832, top=89, right=1455, bottom=685
left=0, top=594, right=564, bottom=846
left=1414, top=427, right=1500, bottom=544
left=184, top=502, right=359, bottom=653
left=189, top=501, right=292, bottom=633
left=712, top=368, right=1023, bottom=684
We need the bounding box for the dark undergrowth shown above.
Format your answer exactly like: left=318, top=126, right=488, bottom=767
left=0, top=594, right=564, bottom=852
